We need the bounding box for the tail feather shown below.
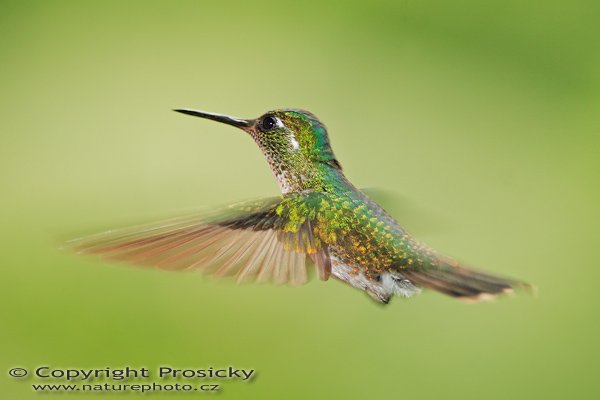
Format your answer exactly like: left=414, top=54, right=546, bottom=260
left=402, top=261, right=529, bottom=302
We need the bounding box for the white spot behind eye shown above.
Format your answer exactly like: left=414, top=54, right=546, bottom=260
left=276, top=117, right=299, bottom=150
left=290, top=135, right=300, bottom=150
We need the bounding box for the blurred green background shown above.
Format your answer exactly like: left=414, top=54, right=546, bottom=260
left=1, top=0, right=599, bottom=398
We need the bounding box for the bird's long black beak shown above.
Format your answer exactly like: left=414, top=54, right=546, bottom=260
left=174, top=108, right=253, bottom=130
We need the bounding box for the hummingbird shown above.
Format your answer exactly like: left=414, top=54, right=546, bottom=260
left=70, top=108, right=530, bottom=304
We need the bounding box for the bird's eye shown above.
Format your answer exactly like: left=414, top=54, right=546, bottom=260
left=261, top=116, right=276, bottom=131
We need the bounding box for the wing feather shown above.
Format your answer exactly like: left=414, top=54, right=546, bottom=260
left=67, top=194, right=332, bottom=286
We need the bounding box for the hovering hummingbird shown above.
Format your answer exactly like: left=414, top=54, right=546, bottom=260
left=70, top=108, right=530, bottom=304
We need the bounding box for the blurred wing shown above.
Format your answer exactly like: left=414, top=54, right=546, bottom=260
left=67, top=195, right=331, bottom=286
left=360, top=187, right=450, bottom=235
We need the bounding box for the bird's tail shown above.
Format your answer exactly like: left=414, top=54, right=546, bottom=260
left=401, top=259, right=532, bottom=302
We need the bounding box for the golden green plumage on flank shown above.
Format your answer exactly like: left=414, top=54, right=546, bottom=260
left=68, top=108, right=531, bottom=304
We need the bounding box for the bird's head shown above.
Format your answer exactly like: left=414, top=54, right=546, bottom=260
left=175, top=108, right=341, bottom=192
